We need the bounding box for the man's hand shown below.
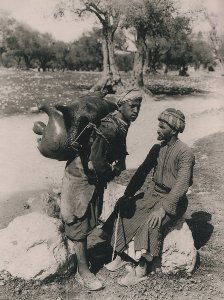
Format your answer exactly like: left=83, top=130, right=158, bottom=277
left=114, top=195, right=130, bottom=211
left=112, top=165, right=122, bottom=177
left=147, top=207, right=166, bottom=228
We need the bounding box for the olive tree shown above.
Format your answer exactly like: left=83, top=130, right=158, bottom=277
left=122, top=0, right=176, bottom=88
left=54, top=0, right=123, bottom=92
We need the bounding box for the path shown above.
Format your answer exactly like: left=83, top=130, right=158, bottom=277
left=0, top=85, right=223, bottom=226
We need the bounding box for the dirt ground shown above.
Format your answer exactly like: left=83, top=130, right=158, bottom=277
left=0, top=69, right=224, bottom=299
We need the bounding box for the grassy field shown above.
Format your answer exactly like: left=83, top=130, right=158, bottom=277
left=0, top=68, right=216, bottom=117
left=0, top=69, right=100, bottom=116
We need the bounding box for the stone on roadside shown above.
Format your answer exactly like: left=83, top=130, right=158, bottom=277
left=52, top=187, right=61, bottom=195
left=161, top=220, right=197, bottom=274
left=30, top=106, right=39, bottom=113
left=27, top=192, right=60, bottom=218
left=0, top=212, right=75, bottom=280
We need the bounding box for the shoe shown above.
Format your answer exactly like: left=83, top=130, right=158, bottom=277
left=75, top=271, right=104, bottom=291
left=105, top=259, right=128, bottom=272
left=117, top=269, right=147, bottom=287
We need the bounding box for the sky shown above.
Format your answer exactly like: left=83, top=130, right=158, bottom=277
left=0, top=0, right=96, bottom=42
left=0, top=0, right=223, bottom=42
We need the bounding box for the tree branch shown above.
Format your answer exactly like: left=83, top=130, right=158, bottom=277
left=84, top=2, right=106, bottom=24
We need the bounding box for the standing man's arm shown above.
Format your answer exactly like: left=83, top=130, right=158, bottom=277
left=123, top=144, right=160, bottom=197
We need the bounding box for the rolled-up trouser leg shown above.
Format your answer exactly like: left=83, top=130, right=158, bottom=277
left=63, top=190, right=102, bottom=241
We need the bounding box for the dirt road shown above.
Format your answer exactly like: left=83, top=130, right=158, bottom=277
left=1, top=90, right=223, bottom=200
left=0, top=86, right=223, bottom=229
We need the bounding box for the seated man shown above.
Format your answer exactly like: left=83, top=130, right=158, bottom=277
left=60, top=89, right=142, bottom=291
left=105, top=108, right=195, bottom=286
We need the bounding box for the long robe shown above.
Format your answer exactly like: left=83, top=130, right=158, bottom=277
left=111, top=139, right=195, bottom=257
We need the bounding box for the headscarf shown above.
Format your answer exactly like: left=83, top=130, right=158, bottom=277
left=158, top=108, right=185, bottom=133
left=117, top=88, right=142, bottom=106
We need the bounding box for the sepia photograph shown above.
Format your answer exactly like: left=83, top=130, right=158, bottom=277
left=0, top=0, right=223, bottom=299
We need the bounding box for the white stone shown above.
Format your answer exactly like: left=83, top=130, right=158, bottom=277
left=30, top=106, right=39, bottom=113
left=102, top=183, right=197, bottom=275
left=100, top=181, right=126, bottom=222
left=161, top=220, right=197, bottom=275
left=27, top=192, right=60, bottom=218
left=0, top=212, right=75, bottom=280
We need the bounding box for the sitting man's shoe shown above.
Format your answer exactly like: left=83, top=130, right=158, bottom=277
left=117, top=268, right=147, bottom=287
left=75, top=271, right=104, bottom=291
left=105, top=256, right=128, bottom=272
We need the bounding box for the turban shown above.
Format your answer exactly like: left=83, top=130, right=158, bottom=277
left=158, top=108, right=185, bottom=133
left=117, top=88, right=142, bottom=106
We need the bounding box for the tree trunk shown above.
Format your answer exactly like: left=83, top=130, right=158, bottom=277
left=24, top=55, right=31, bottom=70
left=107, top=31, right=120, bottom=85
left=164, top=47, right=172, bottom=74
left=148, top=65, right=159, bottom=75
left=209, top=25, right=224, bottom=74
left=90, top=38, right=111, bottom=92
left=146, top=43, right=162, bottom=75
left=164, top=65, right=169, bottom=74
left=130, top=31, right=146, bottom=88
left=90, top=27, right=121, bottom=93
left=41, top=62, right=47, bottom=72
left=102, top=38, right=110, bottom=74
left=0, top=52, right=3, bottom=66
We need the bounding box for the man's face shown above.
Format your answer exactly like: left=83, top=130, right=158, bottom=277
left=118, top=99, right=142, bottom=122
left=157, top=120, right=175, bottom=141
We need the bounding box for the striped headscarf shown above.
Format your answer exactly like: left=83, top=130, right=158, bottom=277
left=158, top=108, right=185, bottom=133
left=117, top=88, right=142, bottom=106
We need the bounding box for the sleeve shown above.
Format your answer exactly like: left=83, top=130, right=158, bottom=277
left=162, top=150, right=195, bottom=216
left=89, top=121, right=117, bottom=181
left=124, top=144, right=160, bottom=197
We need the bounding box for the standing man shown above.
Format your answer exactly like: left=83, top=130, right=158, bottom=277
left=106, top=108, right=195, bottom=287
left=60, top=89, right=142, bottom=290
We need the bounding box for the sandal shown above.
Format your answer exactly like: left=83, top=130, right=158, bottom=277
left=75, top=271, right=104, bottom=291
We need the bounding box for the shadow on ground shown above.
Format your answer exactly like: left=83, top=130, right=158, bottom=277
left=186, top=211, right=214, bottom=250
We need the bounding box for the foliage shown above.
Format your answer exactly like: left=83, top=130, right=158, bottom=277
left=123, top=0, right=175, bottom=38
left=6, top=25, right=40, bottom=69
left=119, top=0, right=178, bottom=86
left=115, top=52, right=134, bottom=72
left=67, top=28, right=103, bottom=71
left=0, top=1, right=220, bottom=77
left=219, top=35, right=224, bottom=62
left=158, top=15, right=192, bottom=71
left=191, top=33, right=214, bottom=69
left=52, top=41, right=70, bottom=70
left=0, top=13, right=56, bottom=70
left=0, top=14, right=17, bottom=64
left=33, top=33, right=56, bottom=71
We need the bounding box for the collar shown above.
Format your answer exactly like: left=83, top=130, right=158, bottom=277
left=161, top=137, right=179, bottom=147
left=112, top=111, right=130, bottom=127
